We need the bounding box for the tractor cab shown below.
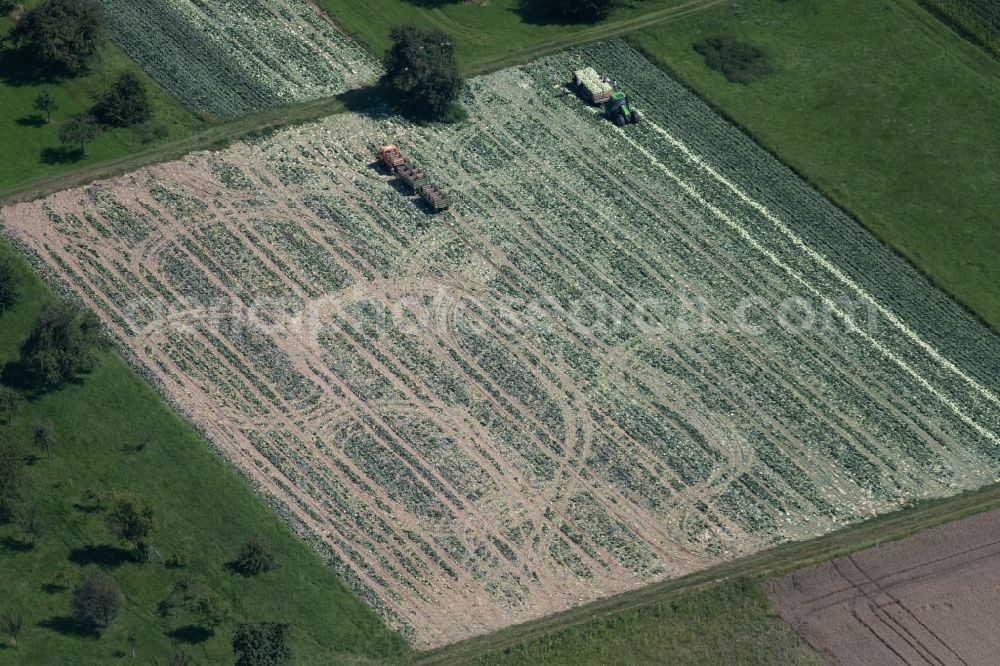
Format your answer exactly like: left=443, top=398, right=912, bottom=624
left=606, top=91, right=640, bottom=127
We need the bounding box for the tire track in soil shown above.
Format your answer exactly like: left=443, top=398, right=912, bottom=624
left=462, top=93, right=881, bottom=525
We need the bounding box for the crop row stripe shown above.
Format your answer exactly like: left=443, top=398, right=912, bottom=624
left=615, top=121, right=1000, bottom=452
left=640, top=118, right=1000, bottom=413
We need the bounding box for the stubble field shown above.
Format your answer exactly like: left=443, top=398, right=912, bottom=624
left=97, top=0, right=379, bottom=117
left=3, top=42, right=999, bottom=647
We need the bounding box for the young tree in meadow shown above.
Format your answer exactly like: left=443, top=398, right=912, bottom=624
left=0, top=439, right=26, bottom=522
left=192, top=590, right=230, bottom=632
left=12, top=0, right=104, bottom=74
left=94, top=72, right=151, bottom=127
left=58, top=113, right=102, bottom=156
left=71, top=569, right=123, bottom=628
left=232, top=622, right=293, bottom=666
left=87, top=481, right=108, bottom=511
left=20, top=300, right=102, bottom=387
left=382, top=25, right=464, bottom=122
left=106, top=493, right=155, bottom=560
left=0, top=386, right=23, bottom=422
left=19, top=502, right=47, bottom=546
left=0, top=258, right=18, bottom=313
left=234, top=535, right=275, bottom=576
left=171, top=652, right=194, bottom=666
left=33, top=88, right=59, bottom=124
left=0, top=609, right=23, bottom=648
left=33, top=423, right=57, bottom=459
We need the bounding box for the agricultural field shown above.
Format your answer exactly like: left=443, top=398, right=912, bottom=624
left=769, top=507, right=1000, bottom=665
left=4, top=40, right=1000, bottom=647
left=921, top=0, right=1000, bottom=56
left=627, top=0, right=1000, bottom=331
left=97, top=0, right=379, bottom=118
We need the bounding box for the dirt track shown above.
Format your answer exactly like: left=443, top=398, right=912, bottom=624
left=768, top=508, right=1000, bottom=665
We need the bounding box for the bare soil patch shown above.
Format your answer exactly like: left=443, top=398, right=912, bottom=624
left=768, top=508, right=1000, bottom=665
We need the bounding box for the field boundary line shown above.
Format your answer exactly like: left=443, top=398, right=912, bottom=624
left=637, top=118, right=1000, bottom=416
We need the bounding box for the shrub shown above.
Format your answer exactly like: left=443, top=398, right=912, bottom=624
left=133, top=121, right=169, bottom=144
left=233, top=622, right=292, bottom=666
left=166, top=550, right=189, bottom=569
left=234, top=535, right=275, bottom=576
left=94, top=72, right=151, bottom=127
left=693, top=35, right=774, bottom=84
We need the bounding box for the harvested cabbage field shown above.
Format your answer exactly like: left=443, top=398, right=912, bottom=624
left=97, top=0, right=378, bottom=117
left=4, top=41, right=1000, bottom=647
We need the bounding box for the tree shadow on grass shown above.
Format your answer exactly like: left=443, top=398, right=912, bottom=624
left=402, top=0, right=463, bottom=6
left=69, top=544, right=133, bottom=568
left=0, top=535, right=34, bottom=553
left=38, top=616, right=100, bottom=639
left=0, top=358, right=86, bottom=399
left=0, top=44, right=77, bottom=87
left=512, top=0, right=614, bottom=26
left=42, top=582, right=68, bottom=594
left=337, top=83, right=396, bottom=119
left=72, top=501, right=103, bottom=514
left=16, top=114, right=46, bottom=128
left=167, top=625, right=214, bottom=644
left=40, top=146, right=85, bottom=165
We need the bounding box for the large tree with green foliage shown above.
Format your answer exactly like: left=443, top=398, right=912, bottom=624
left=19, top=300, right=101, bottom=387
left=95, top=72, right=151, bottom=127
left=382, top=25, right=464, bottom=122
left=11, top=0, right=104, bottom=74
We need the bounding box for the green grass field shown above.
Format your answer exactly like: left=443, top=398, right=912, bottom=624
left=627, top=0, right=1000, bottom=331
left=433, top=580, right=821, bottom=666
left=315, top=0, right=710, bottom=74
left=0, top=9, right=204, bottom=191
left=0, top=240, right=409, bottom=663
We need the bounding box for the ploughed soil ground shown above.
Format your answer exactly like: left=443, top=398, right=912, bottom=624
left=768, top=508, right=1000, bottom=665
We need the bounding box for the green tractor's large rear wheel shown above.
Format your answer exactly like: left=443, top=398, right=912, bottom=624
left=614, top=113, right=626, bottom=127
left=631, top=110, right=640, bottom=125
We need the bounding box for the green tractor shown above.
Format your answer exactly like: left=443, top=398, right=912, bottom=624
left=606, top=91, right=640, bottom=127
